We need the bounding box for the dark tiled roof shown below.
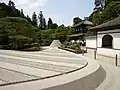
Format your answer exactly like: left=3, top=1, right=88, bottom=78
left=68, top=33, right=83, bottom=37
left=72, top=21, right=93, bottom=28
left=89, top=16, right=120, bottom=31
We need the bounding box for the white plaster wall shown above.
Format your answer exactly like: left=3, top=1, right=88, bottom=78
left=97, top=32, right=120, bottom=57
left=86, top=38, right=96, bottom=49
left=97, top=48, right=120, bottom=58
left=97, top=33, right=113, bottom=48
left=97, top=34, right=103, bottom=48
left=86, top=30, right=120, bottom=57
left=97, top=33, right=120, bottom=49
left=112, top=33, right=120, bottom=49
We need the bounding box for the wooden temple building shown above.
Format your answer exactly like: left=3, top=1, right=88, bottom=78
left=69, top=20, right=93, bottom=45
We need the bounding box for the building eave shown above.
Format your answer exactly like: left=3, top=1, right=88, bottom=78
left=89, top=16, right=120, bottom=32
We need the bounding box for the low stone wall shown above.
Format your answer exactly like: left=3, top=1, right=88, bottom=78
left=97, top=48, right=120, bottom=58
left=59, top=47, right=87, bottom=54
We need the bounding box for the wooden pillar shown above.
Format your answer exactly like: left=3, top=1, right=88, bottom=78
left=95, top=31, right=97, bottom=59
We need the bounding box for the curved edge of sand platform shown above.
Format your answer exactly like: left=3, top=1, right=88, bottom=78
left=0, top=48, right=106, bottom=90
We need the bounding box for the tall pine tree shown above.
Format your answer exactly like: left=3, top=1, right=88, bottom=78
left=20, top=9, right=25, bottom=18
left=38, top=11, right=46, bottom=30
left=26, top=15, right=32, bottom=24
left=8, top=0, right=15, bottom=10
left=32, top=12, right=38, bottom=26
left=47, top=18, right=53, bottom=29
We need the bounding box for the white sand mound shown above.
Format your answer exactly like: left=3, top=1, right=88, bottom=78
left=50, top=40, right=62, bottom=47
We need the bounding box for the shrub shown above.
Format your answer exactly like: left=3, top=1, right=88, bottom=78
left=0, top=17, right=39, bottom=50
left=23, top=46, right=40, bottom=51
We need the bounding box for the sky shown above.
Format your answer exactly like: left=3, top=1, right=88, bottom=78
left=1, top=0, right=95, bottom=26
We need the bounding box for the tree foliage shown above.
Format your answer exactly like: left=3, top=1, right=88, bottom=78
left=47, top=18, right=53, bottom=29
left=105, top=0, right=120, bottom=7
left=92, top=11, right=104, bottom=25
left=73, top=17, right=82, bottom=26
left=52, top=23, right=58, bottom=29
left=0, top=17, right=40, bottom=50
left=8, top=0, right=15, bottom=10
left=103, top=1, right=120, bottom=20
left=26, top=15, right=32, bottom=24
left=38, top=11, right=46, bottom=30
left=89, top=1, right=120, bottom=26
left=20, top=9, right=25, bottom=18
left=40, top=25, right=73, bottom=46
left=32, top=12, right=38, bottom=26
left=0, top=3, right=20, bottom=18
left=53, top=25, right=69, bottom=42
left=0, top=1, right=70, bottom=49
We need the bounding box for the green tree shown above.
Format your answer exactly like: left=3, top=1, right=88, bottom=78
left=47, top=18, right=53, bottom=29
left=105, top=0, right=120, bottom=7
left=20, top=9, right=25, bottom=18
left=0, top=29, right=9, bottom=45
left=88, top=11, right=97, bottom=22
left=52, top=23, right=58, bottom=29
left=92, top=11, right=104, bottom=25
left=0, top=3, right=18, bottom=18
left=0, top=17, right=39, bottom=50
left=89, top=1, right=120, bottom=26
left=38, top=11, right=46, bottom=30
left=36, top=31, right=42, bottom=44
left=32, top=12, right=38, bottom=26
left=53, top=25, right=69, bottom=42
left=103, top=1, right=120, bottom=21
left=40, top=29, right=53, bottom=46
left=26, top=15, right=32, bottom=24
left=73, top=17, right=82, bottom=26
left=8, top=0, right=15, bottom=10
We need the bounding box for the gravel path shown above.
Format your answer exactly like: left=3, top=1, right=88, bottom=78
left=95, top=61, right=120, bottom=90
left=83, top=49, right=120, bottom=90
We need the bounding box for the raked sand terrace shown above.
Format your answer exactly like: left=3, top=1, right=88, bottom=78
left=0, top=48, right=87, bottom=85
left=0, top=47, right=106, bottom=90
